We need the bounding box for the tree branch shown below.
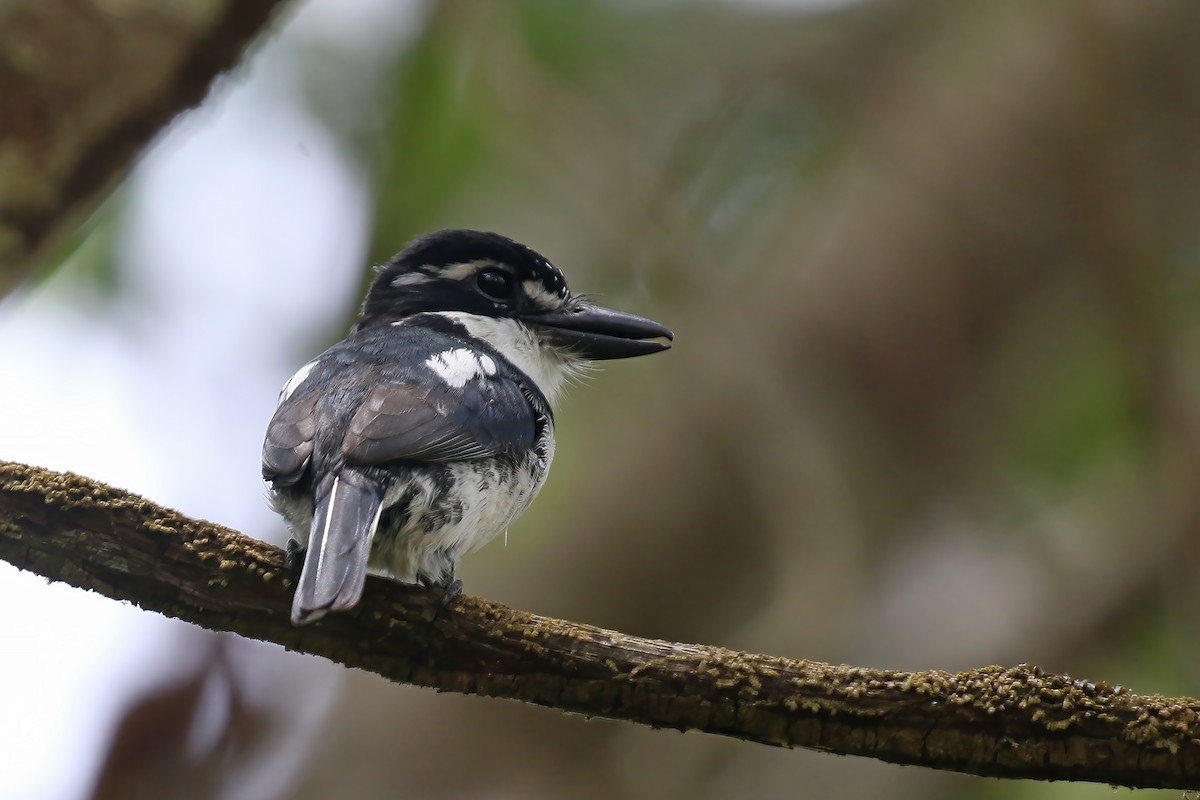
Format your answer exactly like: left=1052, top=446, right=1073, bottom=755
left=0, top=0, right=291, bottom=294
left=1, top=460, right=1197, bottom=789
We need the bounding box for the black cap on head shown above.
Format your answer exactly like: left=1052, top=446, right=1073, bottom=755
left=394, top=230, right=568, bottom=296
left=357, top=230, right=572, bottom=328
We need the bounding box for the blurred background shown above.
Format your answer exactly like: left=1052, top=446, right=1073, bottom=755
left=2, top=0, right=1199, bottom=797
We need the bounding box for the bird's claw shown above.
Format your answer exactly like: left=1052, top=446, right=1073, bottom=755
left=284, top=538, right=305, bottom=577
left=439, top=579, right=463, bottom=609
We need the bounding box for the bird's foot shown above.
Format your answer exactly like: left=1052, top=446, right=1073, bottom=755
left=438, top=579, right=463, bottom=609
left=284, top=538, right=305, bottom=577
left=418, top=574, right=462, bottom=618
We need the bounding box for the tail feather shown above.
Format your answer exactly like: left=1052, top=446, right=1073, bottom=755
left=292, top=471, right=385, bottom=624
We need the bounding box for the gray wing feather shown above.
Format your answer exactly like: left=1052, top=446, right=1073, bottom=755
left=263, top=354, right=539, bottom=483
left=262, top=391, right=318, bottom=485
left=342, top=381, right=533, bottom=466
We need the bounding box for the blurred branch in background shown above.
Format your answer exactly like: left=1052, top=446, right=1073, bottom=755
left=4, top=459, right=1200, bottom=791
left=7, top=0, right=1200, bottom=797
left=0, top=0, right=290, bottom=294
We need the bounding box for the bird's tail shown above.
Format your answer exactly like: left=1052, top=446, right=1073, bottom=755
left=292, top=471, right=385, bottom=625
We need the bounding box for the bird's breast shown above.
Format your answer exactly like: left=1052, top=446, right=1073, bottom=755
left=372, top=427, right=555, bottom=581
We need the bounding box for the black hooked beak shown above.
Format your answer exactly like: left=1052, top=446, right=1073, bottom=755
left=523, top=301, right=674, bottom=360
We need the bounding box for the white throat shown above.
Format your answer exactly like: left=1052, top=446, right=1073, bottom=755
left=416, top=311, right=578, bottom=405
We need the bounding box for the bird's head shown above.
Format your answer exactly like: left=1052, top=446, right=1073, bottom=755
left=358, top=230, right=673, bottom=363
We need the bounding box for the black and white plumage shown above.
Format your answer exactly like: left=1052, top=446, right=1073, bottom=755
left=263, top=230, right=672, bottom=624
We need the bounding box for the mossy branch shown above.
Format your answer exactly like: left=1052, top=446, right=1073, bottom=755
left=1, top=459, right=1198, bottom=789
left=0, top=0, right=289, bottom=293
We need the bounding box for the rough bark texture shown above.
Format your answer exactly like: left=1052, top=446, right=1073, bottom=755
left=1, top=460, right=1199, bottom=789
left=0, top=0, right=291, bottom=293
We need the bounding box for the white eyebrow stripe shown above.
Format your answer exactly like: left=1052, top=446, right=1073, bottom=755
left=391, top=272, right=432, bottom=287
left=521, top=279, right=561, bottom=308
left=439, top=260, right=497, bottom=281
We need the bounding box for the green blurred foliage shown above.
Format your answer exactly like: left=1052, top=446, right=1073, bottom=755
left=370, top=9, right=494, bottom=257
left=285, top=3, right=1200, bottom=798
left=993, top=289, right=1143, bottom=484
left=56, top=0, right=1200, bottom=798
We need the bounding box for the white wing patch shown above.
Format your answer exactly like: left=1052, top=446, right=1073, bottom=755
left=434, top=312, right=577, bottom=404
left=424, top=348, right=498, bottom=388
left=278, top=360, right=318, bottom=404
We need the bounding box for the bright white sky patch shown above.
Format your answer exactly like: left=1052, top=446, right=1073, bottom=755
left=0, top=0, right=420, bottom=796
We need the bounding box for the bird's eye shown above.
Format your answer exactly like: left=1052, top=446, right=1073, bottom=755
left=476, top=268, right=514, bottom=301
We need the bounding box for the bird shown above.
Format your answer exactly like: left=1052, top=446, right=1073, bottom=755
left=262, top=229, right=673, bottom=624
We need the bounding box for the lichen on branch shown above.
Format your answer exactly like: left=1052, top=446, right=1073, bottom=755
left=1, top=459, right=1198, bottom=789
